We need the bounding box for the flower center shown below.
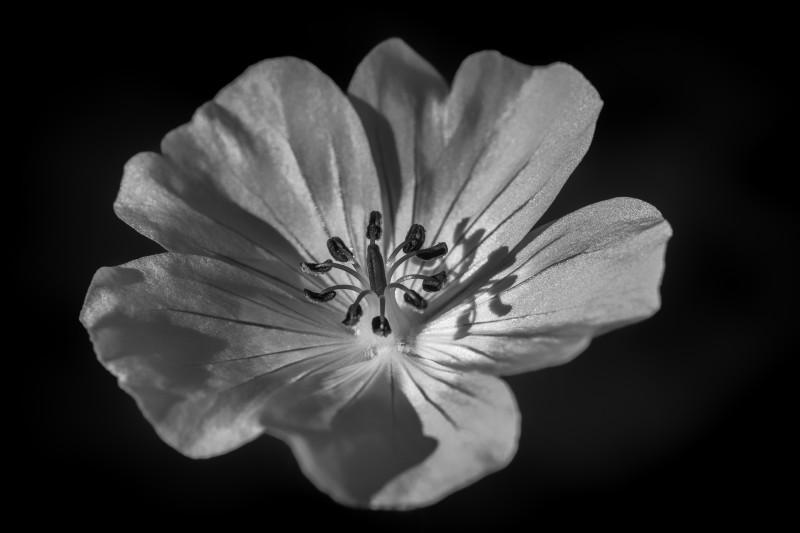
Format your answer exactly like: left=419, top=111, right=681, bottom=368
left=300, top=211, right=448, bottom=337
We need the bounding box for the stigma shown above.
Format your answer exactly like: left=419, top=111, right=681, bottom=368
left=300, top=211, right=448, bottom=337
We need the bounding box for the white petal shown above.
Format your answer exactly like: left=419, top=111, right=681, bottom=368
left=115, top=152, right=307, bottom=291
left=117, top=57, right=381, bottom=287
left=209, top=58, right=382, bottom=265
left=421, top=55, right=602, bottom=284
left=80, top=253, right=355, bottom=457
left=350, top=39, right=601, bottom=281
left=419, top=198, right=672, bottom=375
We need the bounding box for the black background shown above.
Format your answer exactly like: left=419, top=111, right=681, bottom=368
left=21, top=10, right=791, bottom=528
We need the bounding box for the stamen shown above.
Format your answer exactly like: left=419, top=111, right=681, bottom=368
left=327, top=237, right=353, bottom=262
left=416, top=243, right=448, bottom=260
left=403, top=291, right=427, bottom=310
left=386, top=223, right=426, bottom=265
left=301, top=260, right=368, bottom=285
left=393, top=271, right=447, bottom=292
left=372, top=315, right=391, bottom=336
left=342, top=288, right=374, bottom=327
left=303, top=284, right=364, bottom=304
left=342, top=303, right=363, bottom=327
left=422, top=271, right=447, bottom=292
left=388, top=283, right=427, bottom=311
left=301, top=211, right=447, bottom=337
left=402, top=224, right=426, bottom=253
left=387, top=242, right=448, bottom=279
left=371, top=295, right=391, bottom=336
left=303, top=289, right=335, bottom=303
left=366, top=211, right=382, bottom=241
left=300, top=260, right=333, bottom=275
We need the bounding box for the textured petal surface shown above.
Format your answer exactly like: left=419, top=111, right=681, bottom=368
left=349, top=39, right=602, bottom=282
left=115, top=153, right=308, bottom=293
left=80, top=253, right=357, bottom=457
left=273, top=354, right=518, bottom=509
left=418, top=198, right=672, bottom=375
left=116, top=57, right=381, bottom=287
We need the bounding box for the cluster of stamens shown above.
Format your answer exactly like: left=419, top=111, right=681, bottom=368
left=301, top=211, right=448, bottom=337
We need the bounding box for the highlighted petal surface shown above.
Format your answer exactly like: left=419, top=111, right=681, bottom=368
left=419, top=198, right=672, bottom=375
left=117, top=57, right=381, bottom=287
left=350, top=39, right=603, bottom=282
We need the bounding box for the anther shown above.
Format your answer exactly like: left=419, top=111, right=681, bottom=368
left=422, top=271, right=447, bottom=292
left=372, top=315, right=391, bottom=336
left=403, top=224, right=426, bottom=253
left=327, top=237, right=352, bottom=262
left=300, top=259, right=333, bottom=275
left=304, top=289, right=335, bottom=303
left=402, top=289, right=428, bottom=311
left=342, top=303, right=363, bottom=327
left=387, top=223, right=427, bottom=265
left=366, top=211, right=383, bottom=241
left=416, top=242, right=448, bottom=261
left=387, top=241, right=448, bottom=279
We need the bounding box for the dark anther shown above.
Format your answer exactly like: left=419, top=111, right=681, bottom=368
left=372, top=315, right=392, bottom=336
left=402, top=224, right=426, bottom=253
left=422, top=271, right=447, bottom=292
left=366, top=211, right=383, bottom=240
left=343, top=303, right=363, bottom=326
left=304, top=289, right=336, bottom=303
left=416, top=242, right=448, bottom=260
left=403, top=289, right=428, bottom=310
left=300, top=259, right=333, bottom=275
left=327, top=237, right=352, bottom=262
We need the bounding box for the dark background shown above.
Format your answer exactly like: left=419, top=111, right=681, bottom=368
left=21, top=11, right=791, bottom=527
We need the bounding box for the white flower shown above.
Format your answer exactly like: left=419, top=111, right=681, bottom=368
left=80, top=38, right=671, bottom=509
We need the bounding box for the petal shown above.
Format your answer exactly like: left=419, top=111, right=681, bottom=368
left=348, top=38, right=448, bottom=250
left=423, top=55, right=602, bottom=284
left=117, top=57, right=381, bottom=286
left=419, top=198, right=672, bottom=375
left=350, top=39, right=602, bottom=280
left=267, top=353, right=518, bottom=509
left=80, top=253, right=357, bottom=457
left=115, top=152, right=307, bottom=292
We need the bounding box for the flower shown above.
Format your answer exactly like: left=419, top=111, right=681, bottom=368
left=80, top=38, right=671, bottom=509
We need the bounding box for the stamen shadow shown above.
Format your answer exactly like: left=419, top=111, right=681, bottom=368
left=452, top=251, right=518, bottom=340
left=447, top=220, right=560, bottom=339
left=432, top=219, right=522, bottom=340
left=449, top=217, right=485, bottom=279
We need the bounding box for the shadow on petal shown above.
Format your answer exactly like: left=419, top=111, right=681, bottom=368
left=281, top=361, right=437, bottom=507
left=92, top=312, right=225, bottom=424
left=349, top=96, right=404, bottom=229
